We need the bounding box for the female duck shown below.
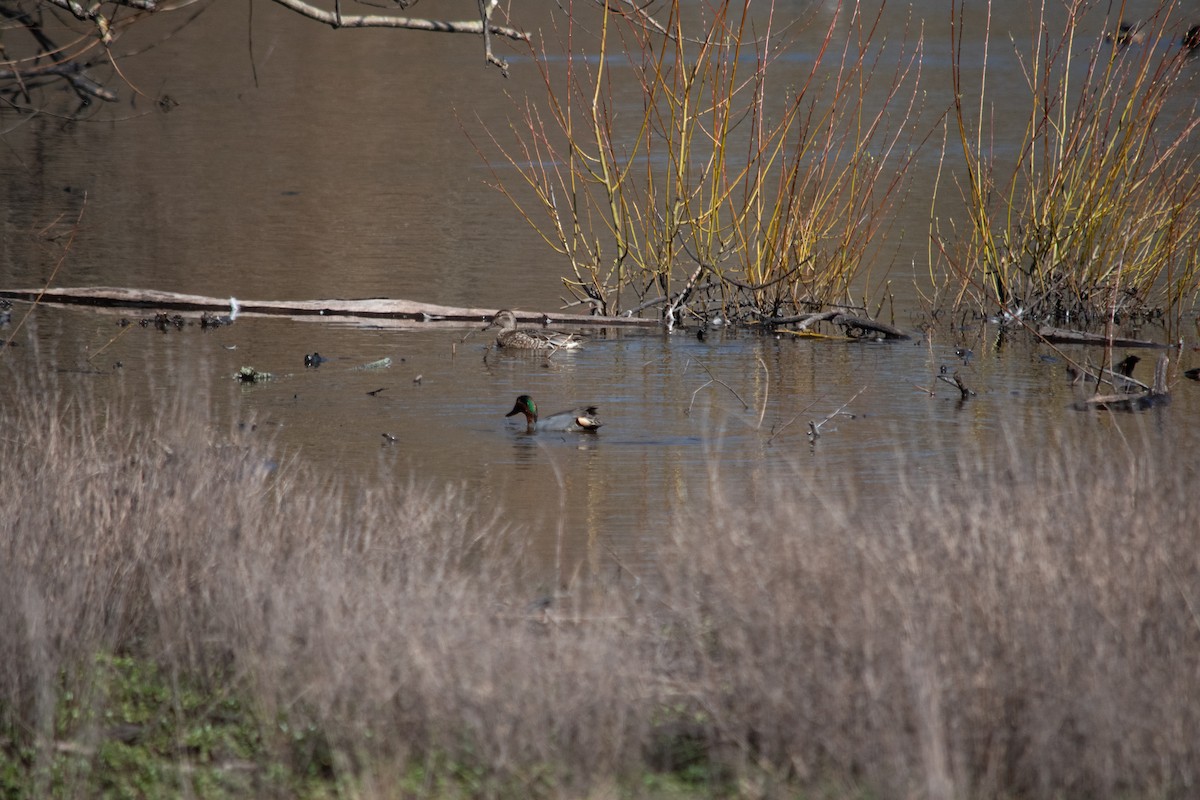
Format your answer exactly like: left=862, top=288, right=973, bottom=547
left=485, top=309, right=584, bottom=351
left=505, top=395, right=602, bottom=433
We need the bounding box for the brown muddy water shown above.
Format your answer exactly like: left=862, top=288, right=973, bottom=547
left=3, top=1, right=1200, bottom=580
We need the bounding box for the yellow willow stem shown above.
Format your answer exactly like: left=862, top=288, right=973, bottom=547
left=591, top=8, right=626, bottom=313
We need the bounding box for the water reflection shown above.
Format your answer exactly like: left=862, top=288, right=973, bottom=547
left=3, top=1, right=1199, bottom=583
left=3, top=303, right=1199, bottom=582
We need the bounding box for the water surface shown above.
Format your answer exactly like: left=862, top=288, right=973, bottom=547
left=3, top=0, right=1198, bottom=581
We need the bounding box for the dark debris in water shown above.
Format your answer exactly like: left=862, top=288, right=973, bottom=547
left=200, top=311, right=235, bottom=329
left=141, top=312, right=185, bottom=332
left=235, top=366, right=272, bottom=384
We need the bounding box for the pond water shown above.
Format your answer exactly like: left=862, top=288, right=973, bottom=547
left=2, top=0, right=1198, bottom=580
left=8, top=301, right=1196, bottom=580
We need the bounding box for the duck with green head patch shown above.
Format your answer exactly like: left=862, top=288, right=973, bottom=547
left=485, top=310, right=584, bottom=351
left=505, top=395, right=602, bottom=433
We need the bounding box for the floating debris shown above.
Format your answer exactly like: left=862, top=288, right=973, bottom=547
left=353, top=357, right=393, bottom=371
left=235, top=366, right=272, bottom=384
left=142, top=312, right=185, bottom=332
left=1038, top=326, right=1166, bottom=349
left=199, top=311, right=235, bottom=329
left=938, top=372, right=975, bottom=400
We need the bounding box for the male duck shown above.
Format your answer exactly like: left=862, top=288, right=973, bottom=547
left=505, top=395, right=602, bottom=433
left=484, top=309, right=584, bottom=351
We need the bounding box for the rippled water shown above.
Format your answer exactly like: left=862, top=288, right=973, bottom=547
left=3, top=0, right=1199, bottom=579
left=8, top=301, right=1195, bottom=582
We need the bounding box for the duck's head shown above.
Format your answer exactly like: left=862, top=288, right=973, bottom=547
left=484, top=309, right=518, bottom=332
left=505, top=394, right=538, bottom=423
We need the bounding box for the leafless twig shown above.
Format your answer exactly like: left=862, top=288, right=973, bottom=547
left=807, top=386, right=867, bottom=443
left=4, top=196, right=87, bottom=354
left=685, top=359, right=750, bottom=415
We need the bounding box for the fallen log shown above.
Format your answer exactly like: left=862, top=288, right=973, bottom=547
left=753, top=310, right=841, bottom=328
left=0, top=287, right=659, bottom=329
left=1038, top=325, right=1166, bottom=348
left=832, top=314, right=912, bottom=341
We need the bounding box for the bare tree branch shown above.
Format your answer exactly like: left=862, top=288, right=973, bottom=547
left=42, top=0, right=158, bottom=22
left=0, top=62, right=118, bottom=102
left=267, top=0, right=527, bottom=42
left=2, top=0, right=531, bottom=105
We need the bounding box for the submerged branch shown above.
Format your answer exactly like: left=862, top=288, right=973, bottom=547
left=686, top=359, right=751, bottom=415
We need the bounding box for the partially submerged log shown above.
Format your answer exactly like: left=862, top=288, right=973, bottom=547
left=753, top=309, right=912, bottom=340
left=755, top=310, right=841, bottom=329
left=832, top=314, right=912, bottom=341
left=0, top=287, right=658, bottom=329
left=1075, top=354, right=1171, bottom=412
left=1038, top=325, right=1166, bottom=349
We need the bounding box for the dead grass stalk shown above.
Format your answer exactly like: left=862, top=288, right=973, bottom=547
left=3, top=369, right=1198, bottom=797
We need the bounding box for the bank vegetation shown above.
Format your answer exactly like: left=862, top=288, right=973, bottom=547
left=486, top=0, right=1200, bottom=334
left=4, top=1, right=1197, bottom=332
left=3, top=364, right=1198, bottom=798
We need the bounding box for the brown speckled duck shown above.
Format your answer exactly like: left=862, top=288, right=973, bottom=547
left=484, top=310, right=584, bottom=351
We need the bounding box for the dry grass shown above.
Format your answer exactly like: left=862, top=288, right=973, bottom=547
left=657, top=430, right=1200, bottom=798
left=3, top=368, right=1199, bottom=798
